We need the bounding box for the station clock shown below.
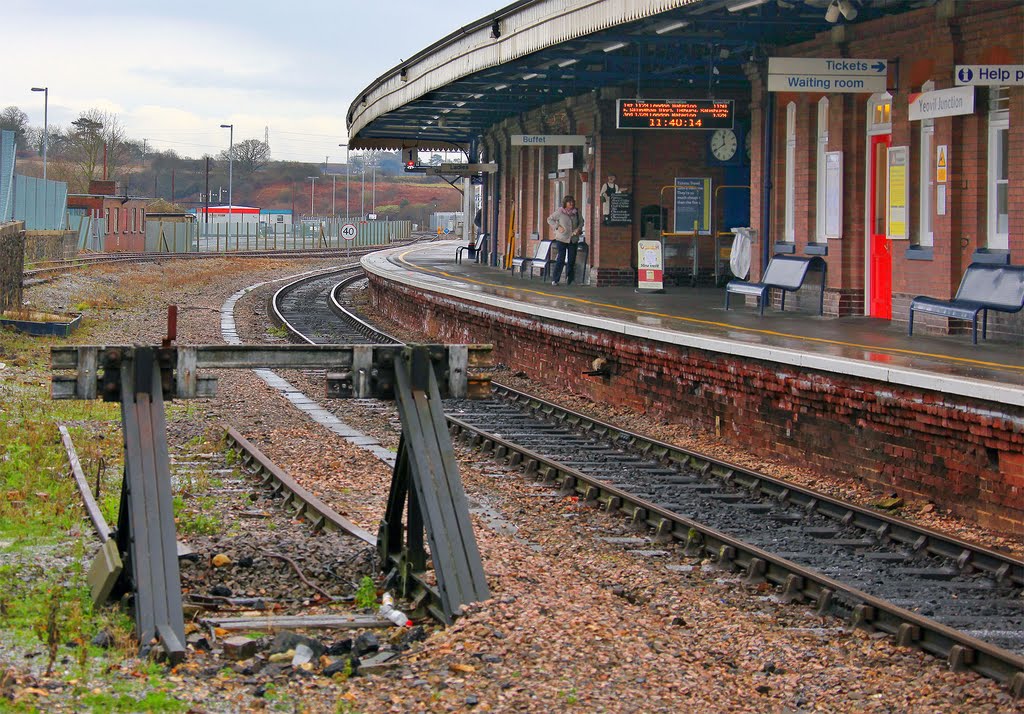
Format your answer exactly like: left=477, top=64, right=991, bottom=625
left=709, top=128, right=739, bottom=163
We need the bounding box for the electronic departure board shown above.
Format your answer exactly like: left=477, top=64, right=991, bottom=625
left=617, top=99, right=734, bottom=130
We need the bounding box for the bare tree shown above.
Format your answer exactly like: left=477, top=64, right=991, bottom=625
left=65, top=109, right=130, bottom=190
left=0, top=106, right=29, bottom=150
left=224, top=139, right=270, bottom=175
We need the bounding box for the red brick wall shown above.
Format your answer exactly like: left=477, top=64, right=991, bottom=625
left=371, top=276, right=1024, bottom=536
left=754, top=2, right=1023, bottom=327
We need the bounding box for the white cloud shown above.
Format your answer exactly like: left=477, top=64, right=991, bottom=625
left=4, top=0, right=507, bottom=162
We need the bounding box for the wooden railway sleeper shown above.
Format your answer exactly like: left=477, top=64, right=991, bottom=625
left=599, top=494, right=622, bottom=513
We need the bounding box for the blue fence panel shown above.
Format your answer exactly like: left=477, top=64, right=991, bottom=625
left=0, top=130, right=14, bottom=222
left=12, top=174, right=67, bottom=230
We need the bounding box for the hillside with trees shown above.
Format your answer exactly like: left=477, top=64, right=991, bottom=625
left=2, top=104, right=465, bottom=221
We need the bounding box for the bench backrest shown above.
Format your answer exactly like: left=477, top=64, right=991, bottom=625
left=532, top=240, right=554, bottom=261
left=955, top=264, right=1024, bottom=310
left=760, top=255, right=824, bottom=290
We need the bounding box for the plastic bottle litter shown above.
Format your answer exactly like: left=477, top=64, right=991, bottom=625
left=379, top=592, right=412, bottom=627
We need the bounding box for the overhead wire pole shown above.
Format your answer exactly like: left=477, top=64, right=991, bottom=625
left=220, top=124, right=233, bottom=233
left=339, top=143, right=349, bottom=220
left=307, top=176, right=317, bottom=216
left=30, top=87, right=48, bottom=182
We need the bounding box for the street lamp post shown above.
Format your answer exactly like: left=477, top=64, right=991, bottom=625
left=339, top=143, right=349, bottom=220
left=360, top=151, right=366, bottom=218
left=371, top=151, right=377, bottom=216
left=220, top=124, right=233, bottom=231
left=30, top=87, right=47, bottom=182
left=307, top=176, right=317, bottom=216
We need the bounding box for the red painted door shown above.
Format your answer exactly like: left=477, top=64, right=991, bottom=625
left=869, top=134, right=892, bottom=319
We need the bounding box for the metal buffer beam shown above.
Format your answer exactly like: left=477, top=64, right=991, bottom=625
left=51, top=342, right=493, bottom=657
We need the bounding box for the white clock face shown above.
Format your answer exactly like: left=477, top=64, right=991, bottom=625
left=745, top=132, right=752, bottom=160
left=710, top=128, right=738, bottom=162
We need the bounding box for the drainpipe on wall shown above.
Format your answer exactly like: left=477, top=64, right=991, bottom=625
left=760, top=95, right=775, bottom=274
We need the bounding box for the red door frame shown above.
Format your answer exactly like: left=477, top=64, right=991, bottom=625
left=868, top=133, right=892, bottom=319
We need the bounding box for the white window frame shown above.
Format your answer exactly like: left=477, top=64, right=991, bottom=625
left=815, top=98, right=829, bottom=242
left=784, top=101, right=796, bottom=243
left=987, top=101, right=1009, bottom=250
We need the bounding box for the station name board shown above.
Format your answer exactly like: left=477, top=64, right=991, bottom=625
left=616, top=99, right=734, bottom=130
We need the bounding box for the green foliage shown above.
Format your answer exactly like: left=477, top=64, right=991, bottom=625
left=354, top=576, right=377, bottom=610
left=267, top=325, right=289, bottom=339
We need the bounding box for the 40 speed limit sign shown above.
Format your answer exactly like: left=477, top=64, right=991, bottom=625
left=341, top=223, right=357, bottom=240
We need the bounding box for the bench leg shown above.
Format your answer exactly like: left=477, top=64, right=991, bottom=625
left=982, top=309, right=988, bottom=340
left=725, top=291, right=731, bottom=310
left=971, top=316, right=978, bottom=344
left=780, top=290, right=786, bottom=312
left=908, top=309, right=914, bottom=337
left=759, top=289, right=766, bottom=316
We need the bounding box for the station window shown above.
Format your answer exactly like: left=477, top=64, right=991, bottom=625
left=784, top=101, right=796, bottom=243
left=130, top=207, right=136, bottom=233
left=815, top=98, right=829, bottom=242
left=105, top=208, right=111, bottom=233
left=917, top=81, right=935, bottom=247
left=113, top=208, right=120, bottom=234
left=987, top=87, right=1009, bottom=250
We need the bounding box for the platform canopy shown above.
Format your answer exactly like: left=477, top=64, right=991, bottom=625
left=347, top=0, right=924, bottom=151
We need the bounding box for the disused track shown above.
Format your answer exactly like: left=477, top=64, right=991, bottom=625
left=242, top=266, right=1024, bottom=695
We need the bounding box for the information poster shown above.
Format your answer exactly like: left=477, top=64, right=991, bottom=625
left=673, top=177, right=712, bottom=235
left=887, top=146, right=908, bottom=240
left=824, top=151, right=843, bottom=239
left=607, top=193, right=632, bottom=225
left=637, top=240, right=664, bottom=292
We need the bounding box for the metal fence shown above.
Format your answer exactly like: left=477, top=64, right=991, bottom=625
left=146, top=218, right=412, bottom=253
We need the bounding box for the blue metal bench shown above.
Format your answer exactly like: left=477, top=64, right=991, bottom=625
left=908, top=263, right=1024, bottom=344
left=725, top=255, right=827, bottom=316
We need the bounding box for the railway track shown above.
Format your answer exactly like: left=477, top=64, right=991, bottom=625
left=256, top=266, right=1024, bottom=695
left=23, top=244, right=411, bottom=284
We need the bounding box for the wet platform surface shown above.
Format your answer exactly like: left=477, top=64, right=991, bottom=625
left=363, top=241, right=1024, bottom=405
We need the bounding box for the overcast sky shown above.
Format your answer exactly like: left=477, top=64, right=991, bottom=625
left=5, top=0, right=508, bottom=163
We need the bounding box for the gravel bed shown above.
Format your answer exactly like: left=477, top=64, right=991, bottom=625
left=4, top=257, right=1021, bottom=713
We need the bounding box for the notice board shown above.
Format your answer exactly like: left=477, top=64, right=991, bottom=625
left=673, top=177, right=712, bottom=235
left=607, top=193, right=632, bottom=225
left=887, top=146, right=909, bottom=240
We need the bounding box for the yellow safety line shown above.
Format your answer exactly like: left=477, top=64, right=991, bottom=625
left=393, top=248, right=1024, bottom=375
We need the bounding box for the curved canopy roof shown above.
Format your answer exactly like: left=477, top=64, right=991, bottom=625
left=347, top=0, right=927, bottom=150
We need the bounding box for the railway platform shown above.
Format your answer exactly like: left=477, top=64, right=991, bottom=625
left=363, top=239, right=1024, bottom=536
left=368, top=240, right=1023, bottom=401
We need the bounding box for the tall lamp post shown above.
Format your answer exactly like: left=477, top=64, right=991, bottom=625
left=360, top=151, right=366, bottom=218
left=220, top=124, right=233, bottom=230
left=30, top=87, right=48, bottom=182
left=307, top=176, right=317, bottom=216
left=338, top=143, right=349, bottom=220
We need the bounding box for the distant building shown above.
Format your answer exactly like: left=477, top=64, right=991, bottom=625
left=260, top=208, right=293, bottom=228
left=195, top=205, right=261, bottom=228
left=67, top=180, right=150, bottom=252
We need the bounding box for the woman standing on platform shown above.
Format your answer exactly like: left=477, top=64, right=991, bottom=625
left=546, top=196, right=584, bottom=286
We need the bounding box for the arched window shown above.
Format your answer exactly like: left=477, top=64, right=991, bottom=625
left=917, top=81, right=935, bottom=247
left=987, top=86, right=1009, bottom=250
left=784, top=102, right=796, bottom=243
left=815, top=98, right=829, bottom=242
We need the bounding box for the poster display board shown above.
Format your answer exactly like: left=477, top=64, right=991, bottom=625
left=607, top=193, right=632, bottom=225
left=887, top=146, right=909, bottom=240
left=637, top=240, right=664, bottom=292
left=673, top=178, right=712, bottom=235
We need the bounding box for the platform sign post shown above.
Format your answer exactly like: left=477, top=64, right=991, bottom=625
left=637, top=239, right=664, bottom=293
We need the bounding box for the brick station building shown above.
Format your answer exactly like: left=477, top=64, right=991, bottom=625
left=349, top=0, right=1023, bottom=533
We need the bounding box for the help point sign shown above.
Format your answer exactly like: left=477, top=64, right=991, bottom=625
left=955, top=65, right=1024, bottom=86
